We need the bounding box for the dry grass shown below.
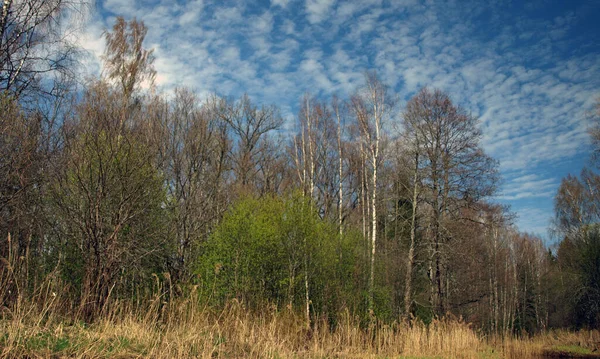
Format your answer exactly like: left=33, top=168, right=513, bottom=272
left=0, top=294, right=484, bottom=359
left=2, top=294, right=599, bottom=359
left=2, top=280, right=599, bottom=359
left=496, top=329, right=600, bottom=358
left=0, top=262, right=597, bottom=359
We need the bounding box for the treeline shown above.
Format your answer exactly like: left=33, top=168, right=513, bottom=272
left=1, top=7, right=598, bottom=334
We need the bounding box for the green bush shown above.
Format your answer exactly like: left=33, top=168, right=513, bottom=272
left=196, top=193, right=363, bottom=321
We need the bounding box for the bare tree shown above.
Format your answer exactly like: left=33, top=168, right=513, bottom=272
left=255, top=134, right=287, bottom=195
left=0, top=94, right=44, bottom=304
left=554, top=170, right=600, bottom=238
left=403, top=88, right=498, bottom=316
left=152, top=88, right=230, bottom=284
left=291, top=94, right=322, bottom=327
left=291, top=94, right=341, bottom=213
left=401, top=136, right=421, bottom=319
left=216, top=94, right=282, bottom=192
left=0, top=0, right=81, bottom=100
left=332, top=96, right=346, bottom=239
left=45, top=18, right=165, bottom=319
left=351, top=72, right=393, bottom=322
left=52, top=81, right=166, bottom=321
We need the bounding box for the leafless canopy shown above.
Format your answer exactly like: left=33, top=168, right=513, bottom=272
left=0, top=0, right=81, bottom=100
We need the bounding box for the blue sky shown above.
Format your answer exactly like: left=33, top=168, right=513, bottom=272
left=76, top=0, right=600, bottom=241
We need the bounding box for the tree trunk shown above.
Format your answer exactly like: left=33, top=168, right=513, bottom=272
left=304, top=252, right=310, bottom=329
left=368, top=150, right=377, bottom=322
left=368, top=107, right=380, bottom=324
left=337, top=108, right=343, bottom=242
left=404, top=152, right=419, bottom=319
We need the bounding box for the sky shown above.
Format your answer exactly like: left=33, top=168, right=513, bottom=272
left=75, top=0, right=600, bottom=242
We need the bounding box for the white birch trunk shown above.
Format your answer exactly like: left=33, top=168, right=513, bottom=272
left=337, top=107, right=343, bottom=239
left=404, top=152, right=419, bottom=318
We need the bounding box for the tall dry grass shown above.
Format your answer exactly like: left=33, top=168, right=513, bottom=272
left=0, top=272, right=486, bottom=359
left=0, top=244, right=598, bottom=359
left=2, top=286, right=599, bottom=358
left=495, top=329, right=600, bottom=358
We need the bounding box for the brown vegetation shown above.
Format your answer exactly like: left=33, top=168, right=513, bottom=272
left=1, top=283, right=598, bottom=359
left=1, top=8, right=600, bottom=359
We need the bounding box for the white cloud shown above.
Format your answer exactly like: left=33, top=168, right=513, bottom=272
left=179, top=0, right=204, bottom=26
left=103, top=0, right=138, bottom=17
left=305, top=0, right=335, bottom=24
left=271, top=0, right=289, bottom=8
left=80, top=0, right=600, bottom=236
left=498, top=174, right=558, bottom=201
left=213, top=6, right=244, bottom=24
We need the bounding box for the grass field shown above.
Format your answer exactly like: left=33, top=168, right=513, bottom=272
left=1, top=287, right=599, bottom=359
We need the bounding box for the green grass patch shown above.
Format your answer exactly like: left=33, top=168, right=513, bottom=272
left=96, top=335, right=146, bottom=356
left=476, top=347, right=503, bottom=359
left=551, top=345, right=594, bottom=354
left=542, top=345, right=600, bottom=358
left=22, top=331, right=76, bottom=354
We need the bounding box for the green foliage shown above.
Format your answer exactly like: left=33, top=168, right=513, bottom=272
left=571, top=227, right=600, bottom=328
left=372, top=285, right=394, bottom=322
left=198, top=195, right=286, bottom=306
left=197, top=194, right=363, bottom=319
left=550, top=225, right=600, bottom=329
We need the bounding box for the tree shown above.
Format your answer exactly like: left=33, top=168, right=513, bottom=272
left=0, top=0, right=80, bottom=100
left=351, top=72, right=393, bottom=322
left=102, top=16, right=155, bottom=102
left=215, top=94, right=282, bottom=192
left=553, top=169, right=600, bottom=329
left=199, top=196, right=286, bottom=307
left=198, top=194, right=360, bottom=323
left=152, top=88, right=230, bottom=284
left=47, top=17, right=164, bottom=319
left=0, top=93, right=44, bottom=305
left=395, top=133, right=421, bottom=319
left=255, top=133, right=287, bottom=195
left=333, top=96, right=345, bottom=238
left=403, top=88, right=498, bottom=316
left=567, top=228, right=600, bottom=328
left=549, top=96, right=600, bottom=329
left=510, top=233, right=548, bottom=333
left=52, top=82, right=167, bottom=320
left=0, top=0, right=81, bottom=302
left=554, top=171, right=600, bottom=237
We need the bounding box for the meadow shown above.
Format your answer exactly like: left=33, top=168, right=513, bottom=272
left=1, top=277, right=598, bottom=359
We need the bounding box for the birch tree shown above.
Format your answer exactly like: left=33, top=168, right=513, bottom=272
left=102, top=17, right=155, bottom=102
left=332, top=96, right=345, bottom=241
left=0, top=0, right=81, bottom=100
left=102, top=17, right=156, bottom=135
left=398, top=134, right=421, bottom=319
left=291, top=94, right=332, bottom=327
left=351, top=72, right=393, bottom=321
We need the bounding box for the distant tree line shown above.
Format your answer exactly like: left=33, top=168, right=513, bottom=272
left=1, top=9, right=598, bottom=332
